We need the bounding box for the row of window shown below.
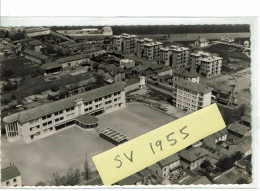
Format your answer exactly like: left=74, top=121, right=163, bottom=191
left=5, top=178, right=17, bottom=186
left=43, top=120, right=52, bottom=126
left=55, top=117, right=64, bottom=122
left=30, top=125, right=40, bottom=131
left=66, top=107, right=74, bottom=112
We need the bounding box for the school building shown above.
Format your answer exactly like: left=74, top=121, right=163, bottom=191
left=3, top=83, right=126, bottom=143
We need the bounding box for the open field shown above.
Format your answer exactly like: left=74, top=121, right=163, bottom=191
left=1, top=103, right=175, bottom=186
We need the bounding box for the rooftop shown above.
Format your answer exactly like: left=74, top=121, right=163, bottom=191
left=117, top=173, right=143, bottom=185
left=174, top=79, right=213, bottom=94
left=56, top=54, right=89, bottom=63
left=179, top=147, right=207, bottom=162
left=42, top=62, right=61, bottom=70
left=206, top=82, right=233, bottom=94
left=228, top=121, right=251, bottom=136
left=1, top=166, right=21, bottom=182
left=23, top=49, right=48, bottom=60
left=158, top=153, right=180, bottom=168
left=211, top=128, right=228, bottom=139
left=75, top=113, right=98, bottom=125
left=99, top=128, right=128, bottom=143
left=28, top=39, right=42, bottom=46
left=155, top=66, right=172, bottom=74
left=174, top=68, right=199, bottom=78
left=200, top=56, right=222, bottom=62
left=3, top=82, right=125, bottom=124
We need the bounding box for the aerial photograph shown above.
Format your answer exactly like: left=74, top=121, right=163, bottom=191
left=0, top=24, right=252, bottom=186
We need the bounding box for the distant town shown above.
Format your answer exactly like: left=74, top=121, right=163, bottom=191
left=0, top=25, right=251, bottom=186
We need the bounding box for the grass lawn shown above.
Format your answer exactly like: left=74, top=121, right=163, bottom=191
left=1, top=103, right=175, bottom=186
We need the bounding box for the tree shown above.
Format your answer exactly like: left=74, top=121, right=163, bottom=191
left=65, top=168, right=81, bottom=186
left=200, top=160, right=211, bottom=169
left=216, top=157, right=234, bottom=172
left=48, top=172, right=66, bottom=186
left=51, top=84, right=60, bottom=92
left=59, top=87, right=69, bottom=99
left=35, top=181, right=47, bottom=186
left=45, top=44, right=56, bottom=54
left=231, top=151, right=243, bottom=162
left=236, top=177, right=249, bottom=184
left=83, top=153, right=90, bottom=180
left=3, top=81, right=17, bottom=92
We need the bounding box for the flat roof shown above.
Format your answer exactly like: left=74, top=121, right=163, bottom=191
left=75, top=113, right=98, bottom=125
left=42, top=62, right=61, bottom=70
left=3, top=82, right=125, bottom=124
left=99, top=128, right=128, bottom=143
left=1, top=166, right=21, bottom=182
left=174, top=79, right=213, bottom=94
left=200, top=56, right=222, bottom=62
left=23, top=49, right=48, bottom=60
left=56, top=54, right=90, bottom=63
left=174, top=68, right=199, bottom=78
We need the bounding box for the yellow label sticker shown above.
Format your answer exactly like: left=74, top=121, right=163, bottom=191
left=92, top=103, right=226, bottom=185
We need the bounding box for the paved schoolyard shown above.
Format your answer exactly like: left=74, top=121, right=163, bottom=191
left=1, top=103, right=175, bottom=186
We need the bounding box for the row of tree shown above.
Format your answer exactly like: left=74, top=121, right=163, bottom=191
left=35, top=154, right=90, bottom=186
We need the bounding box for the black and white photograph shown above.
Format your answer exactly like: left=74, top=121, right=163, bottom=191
left=0, top=21, right=254, bottom=187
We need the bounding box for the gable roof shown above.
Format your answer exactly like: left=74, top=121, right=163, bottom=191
left=174, top=79, right=213, bottom=94
left=105, top=64, right=124, bottom=76
left=211, top=128, right=228, bottom=139
left=158, top=153, right=180, bottom=168
left=174, top=68, right=199, bottom=78
left=179, top=147, right=207, bottom=162
left=228, top=121, right=250, bottom=136
left=23, top=49, right=48, bottom=60
left=42, top=62, right=61, bottom=70
left=28, top=40, right=42, bottom=46
left=56, top=54, right=90, bottom=63
left=3, top=82, right=125, bottom=124
left=1, top=166, right=21, bottom=182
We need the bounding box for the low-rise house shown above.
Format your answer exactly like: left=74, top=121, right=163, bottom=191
left=83, top=47, right=106, bottom=57
left=240, top=115, right=251, bottom=128
left=56, top=54, right=90, bottom=69
left=42, top=62, right=62, bottom=74
left=228, top=121, right=251, bottom=138
left=180, top=175, right=212, bottom=185
left=65, top=77, right=96, bottom=97
left=206, top=82, right=235, bottom=105
left=195, top=37, right=209, bottom=47
left=154, top=66, right=173, bottom=77
left=115, top=173, right=143, bottom=185
left=137, top=168, right=152, bottom=185
left=148, top=153, right=181, bottom=179
left=203, top=128, right=228, bottom=149
left=173, top=67, right=200, bottom=83
left=23, top=49, right=49, bottom=64
left=1, top=165, right=22, bottom=187
left=179, top=147, right=207, bottom=170
left=235, top=156, right=251, bottom=174
left=120, top=59, right=135, bottom=69
left=99, top=64, right=125, bottom=83
left=28, top=40, right=42, bottom=52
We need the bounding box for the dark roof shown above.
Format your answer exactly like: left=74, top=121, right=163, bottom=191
left=23, top=49, right=48, bottom=60
left=75, top=113, right=98, bottom=125
left=158, top=153, right=180, bottom=168
left=125, top=78, right=139, bottom=86
left=56, top=54, right=89, bottom=63
left=150, top=63, right=163, bottom=70
left=117, top=173, right=143, bottom=185
left=228, top=121, right=250, bottom=136
left=12, top=38, right=31, bottom=44
left=42, top=62, right=61, bottom=70
left=174, top=79, right=213, bottom=94
left=155, top=67, right=172, bottom=74
left=181, top=175, right=212, bottom=185
left=3, top=82, right=125, bottom=124
left=174, top=68, right=199, bottom=78
left=206, top=82, right=233, bottom=95
left=211, top=128, right=228, bottom=139
left=241, top=115, right=251, bottom=124
left=59, top=40, right=76, bottom=46
left=1, top=166, right=21, bottom=182
left=28, top=40, right=42, bottom=46
left=179, top=147, right=207, bottom=162
left=105, top=64, right=124, bottom=76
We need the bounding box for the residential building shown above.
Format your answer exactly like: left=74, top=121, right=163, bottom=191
left=148, top=153, right=181, bottom=179
left=56, top=54, right=90, bottom=69
left=172, top=79, right=212, bottom=112
left=143, top=41, right=163, bottom=60
left=135, top=38, right=153, bottom=58
left=112, top=33, right=138, bottom=54
left=240, top=115, right=251, bottom=128
left=194, top=37, right=209, bottom=47
left=22, top=49, right=49, bottom=65
left=171, top=45, right=190, bottom=69
left=65, top=77, right=96, bottom=97
left=179, top=147, right=207, bottom=170
left=115, top=173, right=143, bottom=185
left=203, top=128, right=228, bottom=149
left=98, top=64, right=125, bottom=83
left=159, top=47, right=172, bottom=66
left=3, top=83, right=126, bottom=143
left=1, top=165, right=22, bottom=187
left=28, top=40, right=42, bottom=52
left=220, top=36, right=235, bottom=43
left=206, top=82, right=235, bottom=105
left=228, top=121, right=251, bottom=138
left=42, top=62, right=62, bottom=74
left=25, top=27, right=50, bottom=37
left=190, top=52, right=222, bottom=78
left=120, top=59, right=135, bottom=69
left=180, top=175, right=212, bottom=185
left=173, top=67, right=200, bottom=83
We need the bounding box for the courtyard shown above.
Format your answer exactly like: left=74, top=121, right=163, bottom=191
left=1, top=103, right=175, bottom=186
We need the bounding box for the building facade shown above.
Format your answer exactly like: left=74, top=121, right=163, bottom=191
left=1, top=165, right=22, bottom=187
left=112, top=33, right=138, bottom=54
left=171, top=45, right=190, bottom=69
left=172, top=79, right=212, bottom=112
left=56, top=54, right=90, bottom=69
left=3, top=83, right=126, bottom=143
